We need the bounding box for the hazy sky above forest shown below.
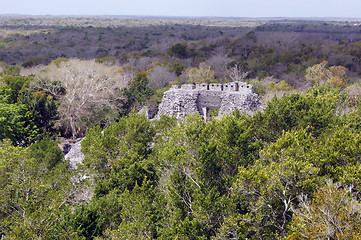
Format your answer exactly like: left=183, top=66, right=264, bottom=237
left=2, top=0, right=361, bottom=18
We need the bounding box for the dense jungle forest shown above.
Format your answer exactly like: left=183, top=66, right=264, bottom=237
left=1, top=16, right=361, bottom=239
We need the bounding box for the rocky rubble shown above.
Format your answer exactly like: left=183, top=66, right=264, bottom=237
left=63, top=139, right=85, bottom=169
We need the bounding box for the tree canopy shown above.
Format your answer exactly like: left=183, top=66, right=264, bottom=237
left=1, top=19, right=361, bottom=239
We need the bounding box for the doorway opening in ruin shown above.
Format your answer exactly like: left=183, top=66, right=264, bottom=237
left=196, top=92, right=222, bottom=121
left=199, top=106, right=219, bottom=121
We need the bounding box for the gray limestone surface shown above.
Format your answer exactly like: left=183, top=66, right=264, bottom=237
left=64, top=139, right=85, bottom=169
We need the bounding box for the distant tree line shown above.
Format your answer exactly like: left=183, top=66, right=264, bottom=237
left=0, top=20, right=361, bottom=89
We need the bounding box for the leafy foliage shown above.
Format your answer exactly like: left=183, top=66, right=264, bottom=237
left=0, top=75, right=58, bottom=145
left=186, top=63, right=215, bottom=84
left=0, top=139, right=80, bottom=239
left=288, top=181, right=361, bottom=239
left=3, top=80, right=361, bottom=239
left=252, top=85, right=343, bottom=142
left=122, top=71, right=154, bottom=114
left=306, top=61, right=350, bottom=87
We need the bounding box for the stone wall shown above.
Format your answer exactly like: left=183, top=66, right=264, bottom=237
left=154, top=81, right=261, bottom=121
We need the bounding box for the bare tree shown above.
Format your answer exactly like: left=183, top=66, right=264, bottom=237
left=127, top=56, right=161, bottom=72
left=205, top=49, right=232, bottom=81
left=150, top=37, right=179, bottom=56
left=148, top=66, right=177, bottom=89
left=227, top=63, right=249, bottom=82
left=34, top=59, right=130, bottom=138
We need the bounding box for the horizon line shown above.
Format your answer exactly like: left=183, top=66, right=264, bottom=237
left=1, top=14, right=361, bottom=21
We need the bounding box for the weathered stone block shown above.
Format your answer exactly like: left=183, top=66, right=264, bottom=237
left=196, top=83, right=209, bottom=90
left=237, top=81, right=253, bottom=93
left=209, top=83, right=223, bottom=91
left=224, top=82, right=238, bottom=91
left=181, top=84, right=196, bottom=90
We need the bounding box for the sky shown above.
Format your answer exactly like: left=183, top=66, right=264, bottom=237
left=1, top=0, right=361, bottom=18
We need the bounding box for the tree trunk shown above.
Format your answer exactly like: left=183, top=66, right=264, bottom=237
left=69, top=116, right=77, bottom=139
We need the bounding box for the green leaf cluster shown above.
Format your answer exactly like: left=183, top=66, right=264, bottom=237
left=0, top=139, right=81, bottom=239
left=4, top=83, right=361, bottom=239
left=0, top=74, right=59, bottom=146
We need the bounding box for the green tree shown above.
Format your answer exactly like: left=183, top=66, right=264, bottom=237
left=288, top=181, right=361, bottom=239
left=0, top=66, right=21, bottom=77
left=228, top=129, right=319, bottom=238
left=82, top=111, right=155, bottom=184
left=99, top=179, right=166, bottom=239
left=69, top=191, right=122, bottom=239
left=0, top=139, right=80, bottom=239
left=305, top=61, right=350, bottom=87
left=0, top=75, right=58, bottom=145
left=26, top=91, right=59, bottom=136
left=168, top=42, right=191, bottom=59
left=122, top=71, right=154, bottom=114
left=252, top=85, right=343, bottom=142
left=186, top=63, right=215, bottom=84
left=0, top=102, right=39, bottom=146
left=153, top=113, right=261, bottom=239
left=169, top=60, right=186, bottom=76
left=72, top=112, right=158, bottom=238
left=309, top=125, right=361, bottom=190
left=1, top=75, right=31, bottom=103
left=28, top=138, right=64, bottom=170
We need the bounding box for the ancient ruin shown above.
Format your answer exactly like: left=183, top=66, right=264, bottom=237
left=153, top=81, right=261, bottom=121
